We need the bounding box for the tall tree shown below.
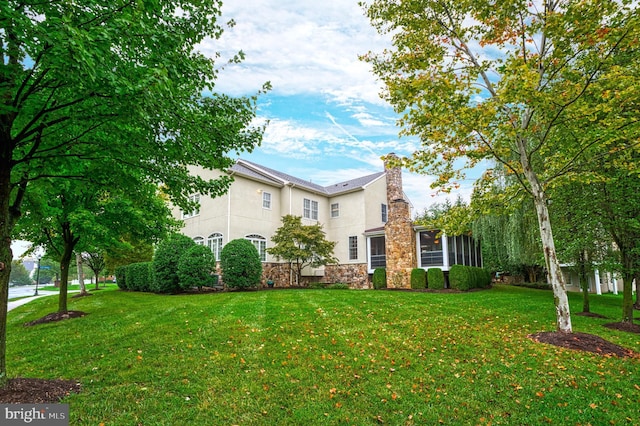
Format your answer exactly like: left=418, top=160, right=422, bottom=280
left=267, top=215, right=338, bottom=286
left=0, top=0, right=265, bottom=385
left=362, top=0, right=640, bottom=333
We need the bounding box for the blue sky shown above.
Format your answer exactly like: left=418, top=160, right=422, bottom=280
left=206, top=0, right=478, bottom=214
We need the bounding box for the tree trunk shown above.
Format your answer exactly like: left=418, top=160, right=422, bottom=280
left=578, top=252, right=590, bottom=313
left=58, top=223, right=79, bottom=313
left=518, top=136, right=572, bottom=333
left=634, top=274, right=639, bottom=310
left=0, top=194, right=11, bottom=388
left=620, top=251, right=635, bottom=323
left=76, top=253, right=89, bottom=296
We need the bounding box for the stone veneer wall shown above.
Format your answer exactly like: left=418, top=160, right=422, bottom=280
left=324, top=264, right=370, bottom=289
left=384, top=154, right=417, bottom=289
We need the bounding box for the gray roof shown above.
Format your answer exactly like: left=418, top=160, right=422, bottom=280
left=230, top=159, right=385, bottom=196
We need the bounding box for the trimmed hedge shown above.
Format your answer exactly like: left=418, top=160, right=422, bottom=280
left=410, top=268, right=426, bottom=289
left=127, top=262, right=154, bottom=292
left=177, top=244, right=216, bottom=291
left=115, top=265, right=127, bottom=290
left=153, top=233, right=197, bottom=294
left=372, top=268, right=386, bottom=289
left=220, top=239, right=262, bottom=289
left=449, top=265, right=492, bottom=291
left=427, top=268, right=445, bottom=289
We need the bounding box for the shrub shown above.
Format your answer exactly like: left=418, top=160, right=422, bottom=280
left=115, top=266, right=127, bottom=290
left=410, top=268, right=427, bottom=289
left=220, top=239, right=262, bottom=289
left=153, top=233, right=197, bottom=294
left=449, top=264, right=471, bottom=291
left=427, top=268, right=445, bottom=289
left=177, top=245, right=216, bottom=291
left=127, top=262, right=154, bottom=292
left=372, top=268, right=386, bottom=289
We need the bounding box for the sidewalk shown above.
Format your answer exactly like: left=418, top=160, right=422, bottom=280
left=8, top=291, right=58, bottom=312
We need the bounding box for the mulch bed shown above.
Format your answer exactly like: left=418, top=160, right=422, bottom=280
left=603, top=321, right=640, bottom=334
left=24, top=311, right=87, bottom=327
left=529, top=331, right=637, bottom=358
left=0, top=378, right=81, bottom=404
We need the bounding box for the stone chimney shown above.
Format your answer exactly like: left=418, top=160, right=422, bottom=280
left=384, top=154, right=416, bottom=288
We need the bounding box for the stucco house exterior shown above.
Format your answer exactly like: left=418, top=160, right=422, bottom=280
left=173, top=154, right=481, bottom=288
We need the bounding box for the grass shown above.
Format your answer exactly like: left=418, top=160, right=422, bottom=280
left=7, top=285, right=640, bottom=425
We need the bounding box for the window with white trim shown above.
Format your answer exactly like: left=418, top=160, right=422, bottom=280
left=330, top=203, right=339, bottom=218
left=207, top=233, right=223, bottom=261
left=193, top=236, right=205, bottom=245
left=246, top=234, right=267, bottom=262
left=262, top=192, right=271, bottom=209
left=303, top=198, right=318, bottom=220
left=182, top=194, right=201, bottom=219
left=348, top=236, right=358, bottom=260
left=381, top=203, right=388, bottom=223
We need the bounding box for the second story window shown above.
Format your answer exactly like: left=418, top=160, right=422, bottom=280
left=262, top=191, right=271, bottom=209
left=303, top=198, right=318, bottom=220
left=330, top=203, right=339, bottom=218
left=182, top=194, right=200, bottom=219
left=381, top=203, right=388, bottom=223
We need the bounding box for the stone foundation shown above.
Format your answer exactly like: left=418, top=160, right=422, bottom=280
left=324, top=264, right=370, bottom=289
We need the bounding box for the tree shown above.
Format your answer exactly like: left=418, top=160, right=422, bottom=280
left=9, top=261, right=32, bottom=286
left=82, top=252, right=106, bottom=291
left=362, top=0, right=640, bottom=333
left=0, top=0, right=266, bottom=385
left=267, top=215, right=338, bottom=286
left=220, top=239, right=262, bottom=290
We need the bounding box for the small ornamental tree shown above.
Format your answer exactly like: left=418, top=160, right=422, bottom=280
left=153, top=234, right=197, bottom=294
left=177, top=245, right=216, bottom=291
left=220, top=239, right=262, bottom=289
left=267, top=215, right=338, bottom=286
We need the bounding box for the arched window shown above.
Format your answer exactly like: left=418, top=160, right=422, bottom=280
left=207, top=233, right=223, bottom=261
left=246, top=234, right=267, bottom=262
left=193, top=236, right=205, bottom=246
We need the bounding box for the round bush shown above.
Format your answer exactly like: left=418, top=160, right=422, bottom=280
left=115, top=265, right=127, bottom=290
left=177, top=244, right=216, bottom=291
left=372, top=268, right=386, bottom=289
left=153, top=233, right=197, bottom=294
left=220, top=239, right=262, bottom=289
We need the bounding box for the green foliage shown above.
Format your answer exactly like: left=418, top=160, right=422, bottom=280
left=9, top=261, right=32, bottom=286
left=153, top=234, right=197, bottom=294
left=427, top=268, right=445, bottom=290
left=410, top=268, right=426, bottom=289
left=267, top=215, right=338, bottom=286
left=115, top=266, right=127, bottom=290
left=449, top=265, right=492, bottom=291
left=372, top=268, right=386, bottom=289
left=126, top=262, right=154, bottom=292
left=177, top=245, right=216, bottom=291
left=220, top=239, right=262, bottom=289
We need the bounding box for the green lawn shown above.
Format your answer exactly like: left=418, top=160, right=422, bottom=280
left=7, top=285, right=640, bottom=425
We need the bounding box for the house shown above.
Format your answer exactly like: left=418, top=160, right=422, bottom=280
left=174, top=154, right=481, bottom=288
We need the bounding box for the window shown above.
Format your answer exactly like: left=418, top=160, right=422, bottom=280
left=330, top=203, right=340, bottom=218
left=262, top=192, right=271, bottom=209
left=419, top=230, right=443, bottom=267
left=370, top=236, right=386, bottom=268
left=246, top=234, right=267, bottom=262
left=193, top=236, right=205, bottom=245
left=182, top=194, right=200, bottom=219
left=349, top=236, right=358, bottom=260
left=207, top=233, right=223, bottom=261
left=381, top=204, right=388, bottom=223
left=303, top=198, right=318, bottom=220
